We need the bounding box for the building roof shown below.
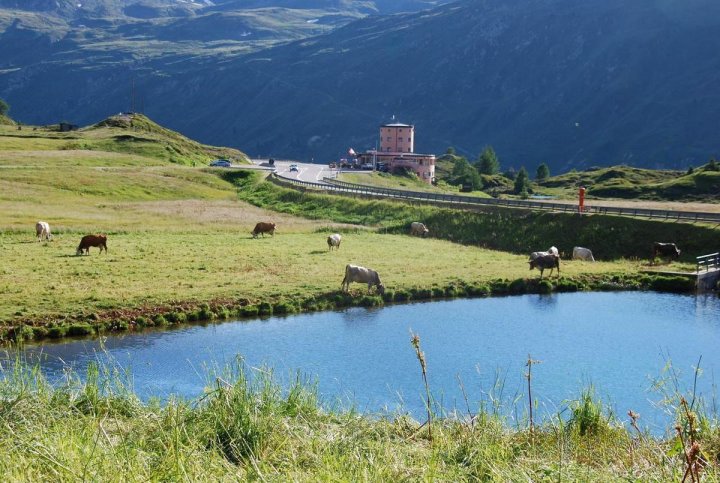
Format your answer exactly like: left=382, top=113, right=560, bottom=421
left=359, top=150, right=434, bottom=158
left=381, top=122, right=413, bottom=128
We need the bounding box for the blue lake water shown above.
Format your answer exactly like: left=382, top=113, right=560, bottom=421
left=8, top=292, right=720, bottom=433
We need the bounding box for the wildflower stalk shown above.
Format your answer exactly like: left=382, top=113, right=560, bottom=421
left=526, top=354, right=542, bottom=435
left=411, top=331, right=432, bottom=441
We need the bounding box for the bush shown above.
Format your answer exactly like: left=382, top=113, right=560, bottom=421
left=32, top=326, right=49, bottom=339
left=466, top=284, right=490, bottom=296
left=257, top=302, right=273, bottom=316
left=358, top=295, right=383, bottom=307
left=567, top=387, right=610, bottom=436
left=393, top=289, right=411, bottom=302
left=444, top=285, right=461, bottom=297
left=240, top=305, right=259, bottom=317
left=199, top=304, right=216, bottom=320
left=555, top=279, right=582, bottom=292
left=14, top=325, right=34, bottom=341
left=153, top=314, right=168, bottom=326
left=135, top=316, right=151, bottom=328
left=67, top=324, right=93, bottom=337
left=217, top=307, right=232, bottom=319
left=537, top=280, right=553, bottom=294
left=508, top=278, right=527, bottom=294
left=273, top=301, right=297, bottom=315
left=47, top=326, right=68, bottom=339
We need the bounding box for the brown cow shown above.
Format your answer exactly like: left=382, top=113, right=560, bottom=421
left=76, top=234, right=107, bottom=255
left=251, top=222, right=276, bottom=238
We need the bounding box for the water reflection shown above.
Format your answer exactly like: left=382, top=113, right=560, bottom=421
left=5, top=292, right=720, bottom=433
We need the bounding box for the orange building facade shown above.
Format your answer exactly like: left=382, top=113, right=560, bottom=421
left=357, top=122, right=435, bottom=184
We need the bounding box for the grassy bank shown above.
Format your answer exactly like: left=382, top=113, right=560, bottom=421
left=1, top=168, right=709, bottom=340
left=239, top=171, right=720, bottom=260
left=0, top=358, right=717, bottom=480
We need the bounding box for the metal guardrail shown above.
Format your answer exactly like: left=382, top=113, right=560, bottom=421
left=697, top=252, right=720, bottom=273
left=271, top=173, right=720, bottom=224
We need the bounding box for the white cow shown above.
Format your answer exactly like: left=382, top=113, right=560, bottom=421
left=35, top=221, right=53, bottom=242
left=341, top=264, right=385, bottom=295
left=327, top=233, right=342, bottom=251
left=410, top=222, right=429, bottom=237
left=572, top=246, right=595, bottom=262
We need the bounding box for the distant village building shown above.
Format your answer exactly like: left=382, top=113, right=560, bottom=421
left=356, top=122, right=436, bottom=184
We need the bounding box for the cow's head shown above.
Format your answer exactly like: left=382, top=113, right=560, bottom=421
left=376, top=283, right=386, bottom=295
left=528, top=260, right=536, bottom=270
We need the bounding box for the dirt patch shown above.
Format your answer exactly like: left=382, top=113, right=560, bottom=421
left=114, top=199, right=362, bottom=231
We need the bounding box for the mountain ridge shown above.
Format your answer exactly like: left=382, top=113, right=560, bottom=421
left=2, top=0, right=720, bottom=172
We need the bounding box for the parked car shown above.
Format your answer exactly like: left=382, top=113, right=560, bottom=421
left=289, top=164, right=299, bottom=172
left=209, top=159, right=232, bottom=167
left=361, top=163, right=373, bottom=170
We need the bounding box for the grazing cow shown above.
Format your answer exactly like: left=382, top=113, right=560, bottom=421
left=529, top=247, right=558, bottom=262
left=76, top=234, right=107, bottom=255
left=410, top=222, right=429, bottom=237
left=341, top=264, right=385, bottom=295
left=327, top=233, right=342, bottom=251
left=251, top=222, right=276, bottom=238
left=652, top=242, right=680, bottom=261
left=35, top=221, right=53, bottom=242
left=572, top=246, right=595, bottom=262
left=529, top=253, right=560, bottom=279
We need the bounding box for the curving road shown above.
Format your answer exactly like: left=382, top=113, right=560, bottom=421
left=250, top=159, right=370, bottom=184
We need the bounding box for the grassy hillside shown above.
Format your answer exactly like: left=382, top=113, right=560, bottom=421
left=0, top=113, right=248, bottom=166
left=432, top=158, right=720, bottom=203
left=536, top=164, right=720, bottom=201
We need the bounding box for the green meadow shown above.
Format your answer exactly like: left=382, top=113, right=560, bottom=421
left=1, top=114, right=719, bottom=480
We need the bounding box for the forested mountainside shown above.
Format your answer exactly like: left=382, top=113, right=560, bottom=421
left=2, top=0, right=719, bottom=171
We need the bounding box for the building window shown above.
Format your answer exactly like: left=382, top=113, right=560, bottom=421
left=387, top=147, right=391, bottom=152
left=408, top=137, right=411, bottom=142
left=386, top=137, right=391, bottom=141
left=407, top=148, right=411, bottom=152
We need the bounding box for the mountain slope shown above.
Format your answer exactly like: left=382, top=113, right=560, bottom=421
left=141, top=0, right=717, bottom=170
left=3, top=0, right=720, bottom=171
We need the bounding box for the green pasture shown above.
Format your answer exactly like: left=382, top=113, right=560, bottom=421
left=0, top=229, right=636, bottom=326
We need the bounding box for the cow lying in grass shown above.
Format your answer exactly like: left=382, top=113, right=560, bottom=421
left=341, top=264, right=385, bottom=295
left=77, top=234, right=107, bottom=255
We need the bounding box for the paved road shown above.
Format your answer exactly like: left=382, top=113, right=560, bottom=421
left=249, top=159, right=369, bottom=184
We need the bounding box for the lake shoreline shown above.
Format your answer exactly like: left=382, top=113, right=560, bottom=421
left=5, top=271, right=699, bottom=344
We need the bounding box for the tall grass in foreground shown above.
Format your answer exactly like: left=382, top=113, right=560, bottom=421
left=1, top=354, right=720, bottom=480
